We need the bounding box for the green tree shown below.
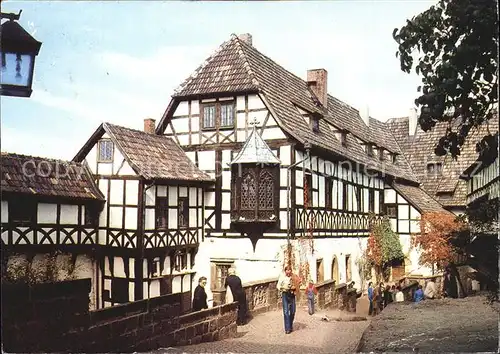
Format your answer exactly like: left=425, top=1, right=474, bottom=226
left=393, top=0, right=498, bottom=158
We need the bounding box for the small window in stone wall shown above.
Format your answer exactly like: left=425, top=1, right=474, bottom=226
left=111, top=278, right=129, bottom=304
left=210, top=261, right=233, bottom=290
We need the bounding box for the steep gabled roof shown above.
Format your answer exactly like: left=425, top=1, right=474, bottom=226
left=158, top=34, right=417, bottom=183
left=1, top=152, right=104, bottom=201
left=73, top=123, right=213, bottom=183
left=231, top=123, right=280, bottom=165
left=387, top=116, right=499, bottom=207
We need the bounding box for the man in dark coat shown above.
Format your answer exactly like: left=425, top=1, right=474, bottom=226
left=443, top=268, right=458, bottom=298
left=192, top=276, right=208, bottom=311
left=225, top=268, right=247, bottom=325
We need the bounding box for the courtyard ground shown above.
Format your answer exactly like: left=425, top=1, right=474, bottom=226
left=159, top=304, right=370, bottom=354
left=357, top=294, right=499, bottom=353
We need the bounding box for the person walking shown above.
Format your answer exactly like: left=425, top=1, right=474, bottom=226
left=305, top=279, right=318, bottom=315
left=367, top=282, right=374, bottom=316
left=192, top=276, right=208, bottom=311
left=224, top=267, right=248, bottom=325
left=278, top=265, right=300, bottom=334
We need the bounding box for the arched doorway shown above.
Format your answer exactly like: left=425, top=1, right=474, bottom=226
left=331, top=257, right=339, bottom=283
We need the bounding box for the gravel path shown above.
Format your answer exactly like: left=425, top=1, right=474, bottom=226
left=357, top=295, right=499, bottom=353
left=159, top=307, right=369, bottom=354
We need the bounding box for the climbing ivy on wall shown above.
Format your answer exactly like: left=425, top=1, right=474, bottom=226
left=365, top=215, right=404, bottom=282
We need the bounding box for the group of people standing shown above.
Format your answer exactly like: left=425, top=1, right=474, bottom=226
left=367, top=282, right=404, bottom=315
left=366, top=268, right=459, bottom=314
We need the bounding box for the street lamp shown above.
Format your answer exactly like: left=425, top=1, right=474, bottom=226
left=1, top=10, right=42, bottom=98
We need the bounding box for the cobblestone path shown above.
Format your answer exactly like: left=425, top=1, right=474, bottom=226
left=161, top=307, right=369, bottom=354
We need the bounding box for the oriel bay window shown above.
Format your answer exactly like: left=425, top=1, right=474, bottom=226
left=231, top=165, right=279, bottom=222
left=201, top=100, right=235, bottom=129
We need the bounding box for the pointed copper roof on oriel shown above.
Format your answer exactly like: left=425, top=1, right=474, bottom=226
left=230, top=118, right=281, bottom=165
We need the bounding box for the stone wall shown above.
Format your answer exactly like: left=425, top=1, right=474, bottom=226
left=213, top=278, right=357, bottom=317
left=2, top=279, right=238, bottom=353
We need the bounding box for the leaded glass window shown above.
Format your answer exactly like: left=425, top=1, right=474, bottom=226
left=221, top=103, right=234, bottom=127
left=231, top=165, right=278, bottom=222
left=203, top=105, right=216, bottom=129
left=259, top=170, right=274, bottom=210
left=98, top=140, right=113, bottom=162
left=241, top=171, right=257, bottom=210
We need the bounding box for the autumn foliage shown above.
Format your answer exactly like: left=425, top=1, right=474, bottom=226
left=412, top=211, right=466, bottom=269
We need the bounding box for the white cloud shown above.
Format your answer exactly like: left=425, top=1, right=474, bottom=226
left=1, top=126, right=77, bottom=160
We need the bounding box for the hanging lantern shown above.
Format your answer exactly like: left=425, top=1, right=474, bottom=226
left=1, top=11, right=42, bottom=98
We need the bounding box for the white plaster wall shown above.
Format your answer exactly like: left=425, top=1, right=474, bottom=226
left=124, top=207, right=138, bottom=229
left=192, top=235, right=368, bottom=305
left=60, top=204, right=78, bottom=225
left=384, top=188, right=396, bottom=203
left=125, top=180, right=139, bottom=205
left=110, top=180, right=124, bottom=205
left=86, top=145, right=98, bottom=175
left=109, top=207, right=123, bottom=228
left=145, top=187, right=155, bottom=206
left=37, top=203, right=57, bottom=224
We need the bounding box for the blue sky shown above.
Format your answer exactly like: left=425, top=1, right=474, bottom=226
left=1, top=1, right=435, bottom=160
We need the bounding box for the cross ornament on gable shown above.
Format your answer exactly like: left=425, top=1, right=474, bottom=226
left=249, top=117, right=260, bottom=127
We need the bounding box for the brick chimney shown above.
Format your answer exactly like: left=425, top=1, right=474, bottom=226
left=307, top=69, right=328, bottom=107
left=238, top=33, right=252, bottom=46
left=408, top=108, right=418, bottom=136
left=144, top=118, right=156, bottom=134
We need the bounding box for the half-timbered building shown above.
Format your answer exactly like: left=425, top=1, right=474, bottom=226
left=155, top=33, right=453, bottom=300
left=73, top=121, right=213, bottom=308
left=387, top=114, right=499, bottom=216
left=1, top=153, right=105, bottom=308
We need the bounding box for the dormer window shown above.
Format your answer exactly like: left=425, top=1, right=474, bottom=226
left=311, top=116, right=320, bottom=133
left=427, top=162, right=443, bottom=176
left=97, top=139, right=113, bottom=162
left=391, top=153, right=398, bottom=164
left=366, top=144, right=374, bottom=157
left=378, top=148, right=385, bottom=161
left=341, top=132, right=348, bottom=147
left=201, top=100, right=235, bottom=130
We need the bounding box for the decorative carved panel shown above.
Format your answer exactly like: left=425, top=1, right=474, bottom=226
left=252, top=285, right=268, bottom=309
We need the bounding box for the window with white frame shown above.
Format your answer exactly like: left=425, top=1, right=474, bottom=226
left=97, top=139, right=113, bottom=162
left=201, top=101, right=235, bottom=129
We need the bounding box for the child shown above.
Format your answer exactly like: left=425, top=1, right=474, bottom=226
left=305, top=279, right=318, bottom=315
left=414, top=284, right=424, bottom=303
